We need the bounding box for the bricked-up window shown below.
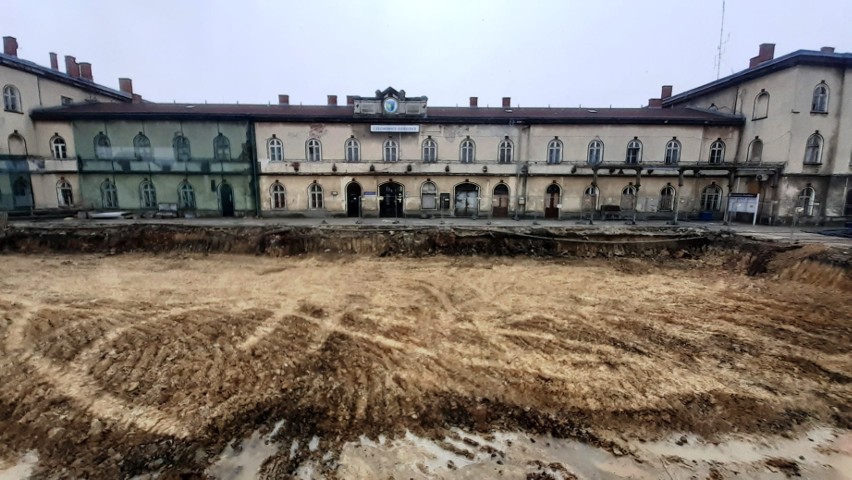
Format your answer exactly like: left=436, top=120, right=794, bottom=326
left=547, top=138, right=562, bottom=164
left=804, top=133, right=823, bottom=165
left=422, top=137, right=437, bottom=162
left=421, top=181, right=437, bottom=209
left=306, top=138, right=322, bottom=162
left=3, top=85, right=21, bottom=112
left=139, top=179, right=157, bottom=208
left=56, top=179, right=73, bottom=207
left=498, top=137, right=513, bottom=164
left=812, top=83, right=829, bottom=113
left=625, top=138, right=642, bottom=164
left=383, top=138, right=399, bottom=162
left=133, top=133, right=153, bottom=161
left=748, top=138, right=763, bottom=163
left=753, top=91, right=769, bottom=119
left=587, top=139, right=603, bottom=166
left=213, top=133, right=230, bottom=160
left=101, top=179, right=118, bottom=209
left=51, top=136, right=67, bottom=159
left=173, top=134, right=191, bottom=161
left=798, top=186, right=816, bottom=216
left=268, top=136, right=283, bottom=161
left=178, top=181, right=196, bottom=210
left=345, top=137, right=360, bottom=162
left=709, top=140, right=725, bottom=164
left=460, top=137, right=475, bottom=163
left=700, top=183, right=723, bottom=211
left=94, top=132, right=112, bottom=159
left=309, top=183, right=323, bottom=209
left=583, top=185, right=599, bottom=210
left=270, top=182, right=286, bottom=209
left=664, top=139, right=681, bottom=165
left=659, top=185, right=676, bottom=212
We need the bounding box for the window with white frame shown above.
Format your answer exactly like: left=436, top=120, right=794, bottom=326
left=748, top=138, right=763, bottom=163
left=306, top=138, right=322, bottom=162
left=798, top=186, right=816, bottom=216
left=309, top=183, right=323, bottom=209
left=498, top=137, right=513, bottom=163
left=213, top=133, right=230, bottom=160
left=547, top=138, right=562, bottom=164
left=625, top=138, right=642, bottom=164
left=3, top=85, right=21, bottom=112
left=51, top=136, right=67, bottom=159
left=664, top=139, right=681, bottom=164
left=270, top=182, right=286, bottom=209
left=804, top=133, right=823, bottom=165
left=139, top=179, right=157, bottom=208
left=56, top=179, right=73, bottom=207
left=659, top=185, right=676, bottom=212
left=460, top=137, right=475, bottom=163
left=173, top=134, right=191, bottom=161
left=811, top=83, right=829, bottom=113
left=709, top=139, right=725, bottom=164
left=383, top=138, right=399, bottom=162
left=753, top=91, right=769, bottom=119
left=422, top=137, right=437, bottom=162
left=178, top=180, right=196, bottom=209
left=133, top=133, right=153, bottom=161
left=587, top=139, right=603, bottom=166
left=700, top=183, right=723, bottom=211
left=94, top=132, right=111, bottom=159
left=268, top=136, right=283, bottom=161
left=101, top=179, right=118, bottom=208
left=421, top=181, right=437, bottom=209
left=345, top=137, right=360, bottom=162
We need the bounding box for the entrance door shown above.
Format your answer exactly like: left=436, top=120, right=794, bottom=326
left=845, top=189, right=852, bottom=216
left=545, top=184, right=560, bottom=219
left=12, top=176, right=33, bottom=209
left=220, top=183, right=235, bottom=217
left=492, top=184, right=509, bottom=218
left=379, top=182, right=403, bottom=218
left=454, top=182, right=479, bottom=217
left=346, top=182, right=362, bottom=217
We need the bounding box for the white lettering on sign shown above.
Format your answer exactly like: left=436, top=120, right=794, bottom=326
left=370, top=125, right=420, bottom=133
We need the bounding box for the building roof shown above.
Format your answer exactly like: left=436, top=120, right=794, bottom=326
left=663, top=49, right=852, bottom=107
left=0, top=52, right=132, bottom=102
left=31, top=102, right=743, bottom=126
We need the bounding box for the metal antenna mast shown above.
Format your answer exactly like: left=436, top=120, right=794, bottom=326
left=715, top=0, right=727, bottom=79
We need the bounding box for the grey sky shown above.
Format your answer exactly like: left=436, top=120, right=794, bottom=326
left=3, top=0, right=850, bottom=108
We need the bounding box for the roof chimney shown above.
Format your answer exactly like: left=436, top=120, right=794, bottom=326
left=502, top=97, right=511, bottom=108
left=661, top=85, right=673, bottom=100
left=3, top=36, right=18, bottom=57
left=278, top=94, right=289, bottom=105
left=79, top=62, right=93, bottom=81
left=346, top=95, right=355, bottom=106
left=648, top=98, right=662, bottom=108
left=118, top=77, right=133, bottom=95
left=49, top=52, right=58, bottom=70
left=64, top=55, right=80, bottom=77
left=327, top=95, right=338, bottom=106
left=749, top=43, right=775, bottom=68
left=470, top=96, right=478, bottom=107
left=820, top=46, right=835, bottom=53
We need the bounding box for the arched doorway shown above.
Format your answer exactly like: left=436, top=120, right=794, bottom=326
left=12, top=176, right=33, bottom=209
left=545, top=184, right=561, bottom=219
left=454, top=182, right=479, bottom=217
left=219, top=182, right=235, bottom=217
left=492, top=184, right=509, bottom=218
left=379, top=181, right=403, bottom=218
left=346, top=182, right=362, bottom=217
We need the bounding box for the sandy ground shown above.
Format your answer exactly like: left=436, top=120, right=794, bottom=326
left=0, top=249, right=850, bottom=478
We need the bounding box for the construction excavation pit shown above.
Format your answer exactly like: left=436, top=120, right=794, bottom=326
left=0, top=225, right=850, bottom=479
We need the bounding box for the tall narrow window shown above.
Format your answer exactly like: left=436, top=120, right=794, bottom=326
left=709, top=139, right=725, bottom=164
left=306, top=138, right=322, bottom=162
left=56, top=179, right=73, bottom=207
left=587, top=139, right=603, bottom=166
left=798, top=187, right=816, bottom=216
left=700, top=184, right=723, bottom=211
left=101, top=179, right=118, bottom=208
left=309, top=183, right=324, bottom=209
left=173, top=134, right=191, bottom=161
left=748, top=138, right=763, bottom=163
left=383, top=138, right=399, bottom=162
left=94, top=132, right=112, bottom=159
left=498, top=137, right=513, bottom=163
left=460, top=137, right=475, bottom=163
left=659, top=185, right=676, bottom=212
left=133, top=133, right=152, bottom=161
left=3, top=85, right=21, bottom=112
left=804, top=133, right=823, bottom=165
left=139, top=179, right=157, bottom=208
left=664, top=139, right=681, bottom=164
left=547, top=138, right=562, bottom=164
left=422, top=137, right=437, bottom=162
left=268, top=136, right=283, bottom=161
left=625, top=138, right=642, bottom=164
left=213, top=133, right=230, bottom=160
left=811, top=83, right=829, bottom=113
left=753, top=91, right=769, bottom=119
left=8, top=133, right=26, bottom=156
left=270, top=182, right=286, bottom=209
left=178, top=181, right=196, bottom=209
left=421, top=181, right=437, bottom=209
left=51, top=136, right=67, bottom=159
left=345, top=137, right=360, bottom=162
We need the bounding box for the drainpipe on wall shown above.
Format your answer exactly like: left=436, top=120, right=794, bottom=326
left=247, top=122, right=261, bottom=217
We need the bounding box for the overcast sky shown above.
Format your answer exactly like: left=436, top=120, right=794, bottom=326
left=3, top=0, right=850, bottom=108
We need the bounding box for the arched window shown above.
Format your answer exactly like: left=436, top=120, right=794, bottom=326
left=268, top=136, right=283, bottom=161
left=8, top=133, right=26, bottom=156
left=498, top=137, right=513, bottom=163
left=587, top=139, right=603, bottom=166
left=345, top=137, right=360, bottom=162
left=798, top=186, right=816, bottom=217
left=94, top=132, right=112, bottom=159
left=748, top=138, right=763, bottom=163
left=547, top=138, right=562, bottom=164
left=753, top=91, right=769, bottom=119
left=308, top=183, right=323, bottom=209
left=709, top=139, right=725, bottom=164
left=306, top=138, right=322, bottom=162
left=139, top=179, right=157, bottom=208
left=173, top=134, right=191, bottom=161
left=383, top=138, right=399, bottom=162
left=270, top=182, right=286, bottom=209
left=56, top=179, right=73, bottom=207
left=664, top=139, right=681, bottom=164
left=133, top=133, right=152, bottom=161
left=622, top=184, right=637, bottom=196
left=101, top=179, right=118, bottom=208
left=13, top=177, right=29, bottom=197
left=213, top=133, right=230, bottom=160
left=51, top=136, right=67, bottom=159
left=804, top=133, right=823, bottom=165
left=625, top=138, right=642, bottom=164
left=178, top=180, right=196, bottom=210
left=460, top=137, right=475, bottom=163
left=700, top=183, right=723, bottom=211
left=3, top=85, right=21, bottom=112
left=421, top=181, right=437, bottom=209
left=583, top=185, right=599, bottom=210
left=812, top=83, right=829, bottom=113
left=422, top=137, right=437, bottom=163
left=659, top=185, right=676, bottom=212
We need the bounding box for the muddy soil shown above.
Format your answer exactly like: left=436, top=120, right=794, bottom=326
left=0, top=242, right=850, bottom=478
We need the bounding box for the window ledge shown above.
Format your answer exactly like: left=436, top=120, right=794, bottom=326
left=751, top=115, right=767, bottom=121
left=3, top=109, right=24, bottom=115
left=810, top=110, right=828, bottom=115
left=803, top=163, right=822, bottom=167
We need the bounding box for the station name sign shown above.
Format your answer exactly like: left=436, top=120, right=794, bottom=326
left=370, top=125, right=420, bottom=133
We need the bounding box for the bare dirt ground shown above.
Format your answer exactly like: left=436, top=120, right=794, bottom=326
left=0, top=245, right=850, bottom=478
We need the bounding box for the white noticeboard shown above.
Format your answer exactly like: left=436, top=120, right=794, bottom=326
left=727, top=193, right=760, bottom=225
left=370, top=125, right=420, bottom=133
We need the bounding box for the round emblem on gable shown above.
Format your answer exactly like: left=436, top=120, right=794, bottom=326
left=383, top=98, right=399, bottom=114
